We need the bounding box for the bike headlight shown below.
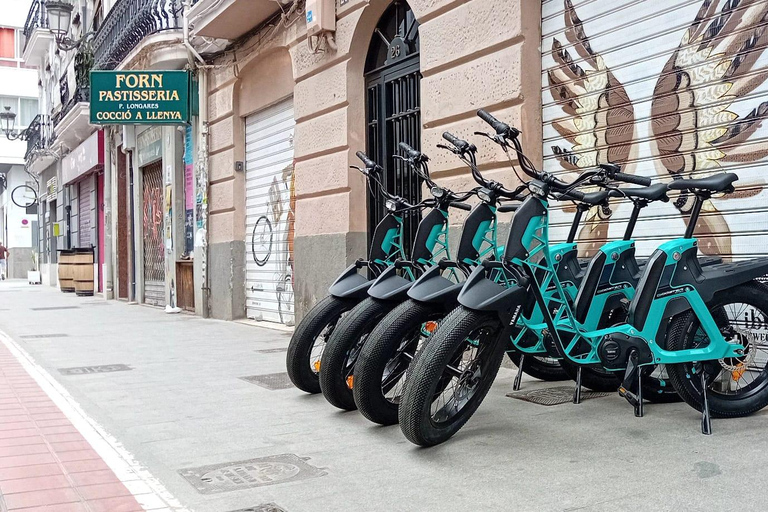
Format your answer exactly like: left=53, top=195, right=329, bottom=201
left=385, top=199, right=398, bottom=211
left=477, top=188, right=492, bottom=203
left=430, top=186, right=445, bottom=199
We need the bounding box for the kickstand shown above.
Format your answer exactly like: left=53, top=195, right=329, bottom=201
left=618, top=350, right=643, bottom=417
left=513, top=354, right=525, bottom=391
left=573, top=366, right=582, bottom=404
left=698, top=364, right=712, bottom=435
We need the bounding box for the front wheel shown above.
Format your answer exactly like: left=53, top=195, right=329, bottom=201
left=286, top=295, right=356, bottom=394
left=666, top=281, right=768, bottom=418
left=399, top=306, right=507, bottom=447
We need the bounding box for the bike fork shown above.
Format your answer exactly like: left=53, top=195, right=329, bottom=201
left=619, top=350, right=643, bottom=418
left=513, top=354, right=525, bottom=391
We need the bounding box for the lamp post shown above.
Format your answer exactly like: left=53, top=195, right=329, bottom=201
left=0, top=106, right=25, bottom=141
left=46, top=0, right=95, bottom=52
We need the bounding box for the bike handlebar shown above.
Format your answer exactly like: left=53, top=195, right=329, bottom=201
left=442, top=132, right=471, bottom=153
left=356, top=151, right=378, bottom=170
left=398, top=142, right=426, bottom=163
left=614, top=172, right=651, bottom=187
left=450, top=202, right=472, bottom=211
left=477, top=109, right=519, bottom=138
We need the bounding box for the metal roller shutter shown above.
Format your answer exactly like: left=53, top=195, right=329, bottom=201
left=245, top=97, right=295, bottom=325
left=78, top=178, right=92, bottom=248
left=142, top=161, right=165, bottom=306
left=542, top=0, right=768, bottom=261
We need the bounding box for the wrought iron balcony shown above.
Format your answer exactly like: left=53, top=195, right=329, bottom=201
left=92, top=0, right=183, bottom=70
left=22, top=0, right=49, bottom=53
left=53, top=49, right=92, bottom=128
left=24, top=115, right=51, bottom=162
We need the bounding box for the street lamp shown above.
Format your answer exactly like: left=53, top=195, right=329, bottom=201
left=0, top=106, right=36, bottom=141
left=46, top=0, right=95, bottom=52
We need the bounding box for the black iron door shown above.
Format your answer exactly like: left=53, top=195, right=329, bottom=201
left=365, top=1, right=421, bottom=256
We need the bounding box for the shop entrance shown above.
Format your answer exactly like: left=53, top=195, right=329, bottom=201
left=141, top=161, right=165, bottom=306
left=364, top=0, right=422, bottom=255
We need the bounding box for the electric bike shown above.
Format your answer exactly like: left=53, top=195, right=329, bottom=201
left=318, top=145, right=479, bottom=410
left=399, top=111, right=768, bottom=446
left=286, top=152, right=415, bottom=393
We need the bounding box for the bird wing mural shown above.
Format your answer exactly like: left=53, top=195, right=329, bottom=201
left=651, top=0, right=768, bottom=256
left=547, top=0, right=636, bottom=256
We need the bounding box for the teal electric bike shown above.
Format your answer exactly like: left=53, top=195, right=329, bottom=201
left=399, top=111, right=768, bottom=446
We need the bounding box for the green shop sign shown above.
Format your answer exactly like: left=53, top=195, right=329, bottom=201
left=90, top=70, right=193, bottom=124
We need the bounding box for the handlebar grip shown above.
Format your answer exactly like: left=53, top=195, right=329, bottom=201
left=614, top=172, right=651, bottom=187
left=477, top=109, right=516, bottom=137
left=442, top=132, right=470, bottom=153
left=497, top=204, right=518, bottom=213
left=449, top=201, right=472, bottom=211
left=356, top=151, right=377, bottom=169
left=398, top=142, right=424, bottom=162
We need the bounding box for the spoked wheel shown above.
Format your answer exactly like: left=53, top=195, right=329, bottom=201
left=506, top=350, right=569, bottom=381
left=667, top=281, right=768, bottom=417
left=286, top=296, right=356, bottom=393
left=319, top=297, right=394, bottom=410
left=399, top=307, right=507, bottom=446
left=354, top=299, right=444, bottom=425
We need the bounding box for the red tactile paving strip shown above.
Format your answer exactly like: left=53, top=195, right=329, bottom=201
left=0, top=345, right=144, bottom=511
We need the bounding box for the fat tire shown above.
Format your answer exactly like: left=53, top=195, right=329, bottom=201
left=505, top=351, right=569, bottom=381
left=354, top=300, right=444, bottom=425
left=399, top=306, right=507, bottom=446
left=320, top=297, right=395, bottom=410
left=666, top=281, right=768, bottom=418
left=286, top=295, right=356, bottom=393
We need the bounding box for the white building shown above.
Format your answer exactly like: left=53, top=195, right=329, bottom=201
left=0, top=0, right=39, bottom=279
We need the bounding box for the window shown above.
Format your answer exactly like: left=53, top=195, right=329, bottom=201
left=0, top=28, right=15, bottom=59
left=0, top=96, right=40, bottom=129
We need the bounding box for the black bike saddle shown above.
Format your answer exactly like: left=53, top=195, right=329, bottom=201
left=580, top=190, right=611, bottom=205
left=667, top=173, right=738, bottom=193
left=609, top=183, right=668, bottom=202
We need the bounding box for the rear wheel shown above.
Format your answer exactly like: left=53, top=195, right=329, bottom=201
left=286, top=296, right=356, bottom=393
left=399, top=306, right=507, bottom=446
left=354, top=300, right=445, bottom=425
left=666, top=281, right=768, bottom=417
left=319, top=297, right=395, bottom=410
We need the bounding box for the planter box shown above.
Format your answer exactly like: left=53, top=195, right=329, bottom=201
left=28, top=270, right=42, bottom=284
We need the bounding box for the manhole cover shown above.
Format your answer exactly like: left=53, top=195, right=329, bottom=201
left=179, top=454, right=326, bottom=494
left=240, top=373, right=293, bottom=390
left=59, top=364, right=132, bottom=376
left=20, top=334, right=69, bottom=339
left=30, top=306, right=80, bottom=311
left=255, top=348, right=288, bottom=354
left=506, top=386, right=610, bottom=406
left=228, top=504, right=287, bottom=512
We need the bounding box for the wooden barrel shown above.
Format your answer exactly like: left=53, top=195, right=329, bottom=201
left=73, top=249, right=95, bottom=297
left=58, top=250, right=75, bottom=293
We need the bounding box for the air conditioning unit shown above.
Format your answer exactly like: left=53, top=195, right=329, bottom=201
left=306, top=0, right=335, bottom=36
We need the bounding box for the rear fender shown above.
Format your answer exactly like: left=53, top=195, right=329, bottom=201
left=328, top=264, right=372, bottom=300
left=458, top=265, right=527, bottom=320
left=368, top=266, right=413, bottom=301
left=407, top=264, right=463, bottom=304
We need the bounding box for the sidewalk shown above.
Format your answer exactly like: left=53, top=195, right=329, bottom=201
left=1, top=279, right=768, bottom=511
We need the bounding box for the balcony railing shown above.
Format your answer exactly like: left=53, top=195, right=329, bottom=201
left=22, top=0, right=49, bottom=52
left=93, top=0, right=183, bottom=70
left=53, top=49, right=92, bottom=128
left=24, top=115, right=51, bottom=162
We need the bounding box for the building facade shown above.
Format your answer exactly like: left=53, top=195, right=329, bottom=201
left=19, top=0, right=768, bottom=324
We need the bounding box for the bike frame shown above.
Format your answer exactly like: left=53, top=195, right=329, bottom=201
left=509, top=195, right=744, bottom=368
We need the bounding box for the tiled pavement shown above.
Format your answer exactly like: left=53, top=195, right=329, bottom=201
left=0, top=344, right=144, bottom=512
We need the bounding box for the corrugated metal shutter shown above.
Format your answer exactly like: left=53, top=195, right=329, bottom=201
left=78, top=178, right=92, bottom=248
left=244, top=97, right=295, bottom=325
left=142, top=161, right=165, bottom=306
left=542, top=0, right=768, bottom=260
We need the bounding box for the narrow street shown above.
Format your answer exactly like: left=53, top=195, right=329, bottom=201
left=0, top=280, right=766, bottom=511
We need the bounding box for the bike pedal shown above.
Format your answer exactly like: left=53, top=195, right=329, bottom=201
left=618, top=386, right=639, bottom=407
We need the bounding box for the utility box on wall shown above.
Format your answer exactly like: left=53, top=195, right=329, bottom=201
left=306, top=0, right=336, bottom=36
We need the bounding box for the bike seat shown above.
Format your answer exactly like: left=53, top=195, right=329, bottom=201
left=609, top=183, right=668, bottom=202
left=667, top=173, right=738, bottom=193
left=580, top=190, right=611, bottom=205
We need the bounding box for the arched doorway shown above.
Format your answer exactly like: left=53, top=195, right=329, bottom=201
left=364, top=1, right=421, bottom=254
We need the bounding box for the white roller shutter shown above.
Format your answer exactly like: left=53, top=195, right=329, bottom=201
left=542, top=0, right=768, bottom=260
left=245, top=97, right=295, bottom=325
left=78, top=178, right=92, bottom=248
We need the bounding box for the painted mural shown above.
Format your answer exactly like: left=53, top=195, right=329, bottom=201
left=544, top=0, right=768, bottom=259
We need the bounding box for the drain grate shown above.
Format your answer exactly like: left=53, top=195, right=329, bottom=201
left=227, top=504, right=287, bottom=512
left=20, top=334, right=69, bottom=339
left=180, top=454, right=326, bottom=494
left=255, top=347, right=289, bottom=354
left=30, top=306, right=80, bottom=311
left=506, top=386, right=610, bottom=406
left=240, top=373, right=293, bottom=390
left=59, top=364, right=132, bottom=376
